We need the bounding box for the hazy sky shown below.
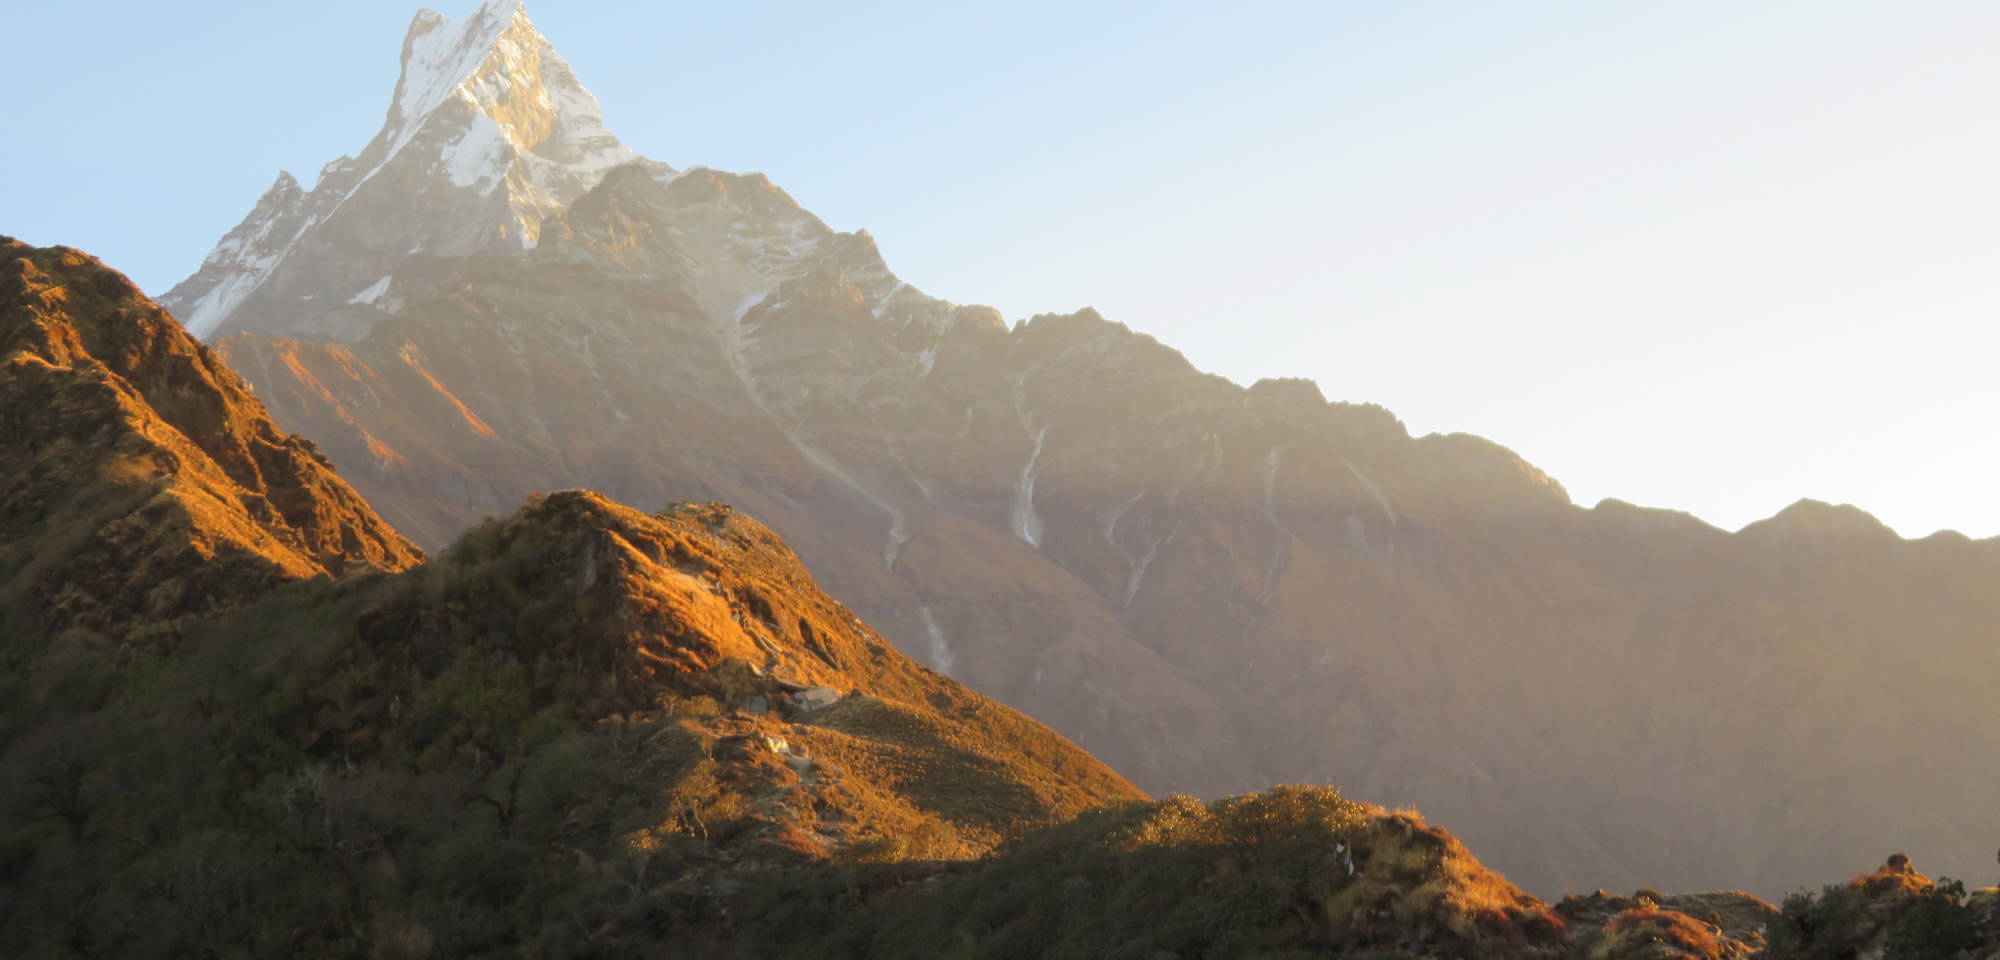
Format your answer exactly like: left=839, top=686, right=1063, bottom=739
left=6, top=1, right=1995, bottom=537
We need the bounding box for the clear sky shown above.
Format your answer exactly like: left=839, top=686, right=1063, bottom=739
left=5, top=1, right=1995, bottom=538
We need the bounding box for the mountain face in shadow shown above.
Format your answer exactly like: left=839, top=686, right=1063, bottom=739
left=165, top=2, right=2000, bottom=898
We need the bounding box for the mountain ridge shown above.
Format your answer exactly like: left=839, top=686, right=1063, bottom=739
left=0, top=236, right=421, bottom=640
left=1, top=236, right=1160, bottom=954
left=6, top=235, right=2000, bottom=956
left=161, top=1, right=2000, bottom=900
left=161, top=0, right=642, bottom=342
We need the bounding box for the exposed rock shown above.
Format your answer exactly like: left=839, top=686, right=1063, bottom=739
left=789, top=685, right=840, bottom=713
left=160, top=1, right=644, bottom=341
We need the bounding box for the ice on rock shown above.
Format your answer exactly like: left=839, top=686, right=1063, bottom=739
left=347, top=276, right=393, bottom=305
left=442, top=112, right=510, bottom=191
left=162, top=0, right=649, bottom=340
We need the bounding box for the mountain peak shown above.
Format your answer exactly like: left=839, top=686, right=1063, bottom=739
left=390, top=0, right=532, bottom=140
left=377, top=0, right=635, bottom=207
left=1752, top=497, right=1897, bottom=539
left=162, top=0, right=645, bottom=341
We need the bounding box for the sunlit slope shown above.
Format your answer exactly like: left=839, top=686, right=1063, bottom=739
left=0, top=236, right=420, bottom=640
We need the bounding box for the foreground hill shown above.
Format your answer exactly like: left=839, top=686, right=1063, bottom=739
left=0, top=487, right=1146, bottom=956
left=0, top=237, right=419, bottom=641
left=0, top=236, right=1568, bottom=957
left=183, top=1, right=2000, bottom=896
left=0, top=237, right=1143, bottom=952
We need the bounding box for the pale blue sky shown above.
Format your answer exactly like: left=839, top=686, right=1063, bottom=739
left=6, top=1, right=1996, bottom=537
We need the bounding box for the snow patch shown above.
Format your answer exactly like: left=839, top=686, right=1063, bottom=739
left=1345, top=461, right=1398, bottom=528
left=1103, top=490, right=1144, bottom=544
left=1259, top=446, right=1297, bottom=599
left=1123, top=520, right=1176, bottom=610
left=441, top=111, right=510, bottom=191
left=716, top=285, right=912, bottom=571
left=347, top=275, right=393, bottom=305
left=392, top=2, right=523, bottom=141
left=1344, top=515, right=1372, bottom=553
left=870, top=280, right=908, bottom=319
left=178, top=264, right=269, bottom=338
left=1012, top=425, right=1049, bottom=548
left=919, top=606, right=955, bottom=675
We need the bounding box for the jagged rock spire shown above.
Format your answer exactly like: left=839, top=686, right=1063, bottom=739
left=161, top=0, right=653, bottom=341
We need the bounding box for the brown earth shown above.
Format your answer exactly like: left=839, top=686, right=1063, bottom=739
left=0, top=237, right=420, bottom=641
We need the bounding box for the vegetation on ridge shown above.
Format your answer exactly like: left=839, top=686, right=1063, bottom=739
left=0, top=236, right=420, bottom=641
left=5, top=235, right=1998, bottom=958
left=1763, top=854, right=2000, bottom=960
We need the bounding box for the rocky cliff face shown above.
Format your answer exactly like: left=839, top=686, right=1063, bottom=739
left=160, top=0, right=645, bottom=342
left=167, top=2, right=2000, bottom=898
left=0, top=237, right=421, bottom=640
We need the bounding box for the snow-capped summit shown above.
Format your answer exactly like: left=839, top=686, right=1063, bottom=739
left=385, top=0, right=634, bottom=206
left=162, top=0, right=655, bottom=340
left=393, top=1, right=530, bottom=135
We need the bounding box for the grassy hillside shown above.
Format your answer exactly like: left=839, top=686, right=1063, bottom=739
left=0, top=491, right=1143, bottom=956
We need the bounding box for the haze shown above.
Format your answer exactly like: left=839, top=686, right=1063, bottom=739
left=5, top=0, right=1994, bottom=538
